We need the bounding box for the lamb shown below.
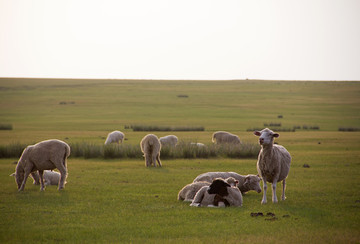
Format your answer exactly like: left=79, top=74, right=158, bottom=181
left=254, top=128, right=291, bottom=204
left=212, top=131, right=241, bottom=144
left=193, top=172, right=262, bottom=194
left=140, top=134, right=162, bottom=167
left=105, top=130, right=125, bottom=144
left=190, top=178, right=243, bottom=207
left=177, top=181, right=210, bottom=202
left=159, top=135, right=178, bottom=147
left=13, top=139, right=70, bottom=191
left=10, top=170, right=66, bottom=186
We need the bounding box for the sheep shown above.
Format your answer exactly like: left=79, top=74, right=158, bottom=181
left=193, top=172, right=262, bottom=194
left=190, top=142, right=206, bottom=147
left=212, top=131, right=241, bottom=144
left=13, top=139, right=70, bottom=191
left=105, top=130, right=125, bottom=144
left=140, top=134, right=162, bottom=167
left=254, top=128, right=291, bottom=204
left=177, top=181, right=210, bottom=202
left=159, top=135, right=178, bottom=147
left=190, top=178, right=242, bottom=207
left=11, top=170, right=66, bottom=186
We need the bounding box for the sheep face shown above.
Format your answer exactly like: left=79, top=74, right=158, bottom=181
left=207, top=179, right=230, bottom=197
left=244, top=175, right=262, bottom=193
left=254, top=128, right=279, bottom=146
left=14, top=170, right=24, bottom=189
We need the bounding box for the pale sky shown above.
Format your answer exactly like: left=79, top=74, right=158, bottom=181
left=1, top=0, right=359, bottom=80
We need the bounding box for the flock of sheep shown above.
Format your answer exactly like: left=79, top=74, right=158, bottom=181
left=11, top=128, right=291, bottom=206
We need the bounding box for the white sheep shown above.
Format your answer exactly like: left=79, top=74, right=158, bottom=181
left=254, top=128, right=291, bottom=204
left=212, top=131, right=241, bottom=144
left=159, top=135, right=178, bottom=147
left=140, top=134, right=162, bottom=167
left=190, top=142, right=206, bottom=147
left=10, top=170, right=66, bottom=186
left=193, top=172, right=262, bottom=194
left=13, top=139, right=70, bottom=191
left=105, top=130, right=125, bottom=144
left=177, top=181, right=210, bottom=202
left=190, top=178, right=243, bottom=207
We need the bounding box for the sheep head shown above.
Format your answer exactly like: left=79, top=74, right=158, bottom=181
left=254, top=128, right=279, bottom=146
left=207, top=178, right=230, bottom=197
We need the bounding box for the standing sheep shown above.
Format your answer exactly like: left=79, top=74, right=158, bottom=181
left=254, top=128, right=291, bottom=204
left=140, top=134, right=162, bottom=167
left=193, top=172, right=262, bottom=194
left=212, top=131, right=241, bottom=144
left=105, top=130, right=125, bottom=144
left=159, top=135, right=178, bottom=147
left=13, top=139, right=70, bottom=191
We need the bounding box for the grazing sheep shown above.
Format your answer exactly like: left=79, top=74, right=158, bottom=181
left=212, top=131, right=241, bottom=144
left=11, top=170, right=66, bottom=186
left=105, top=130, right=125, bottom=144
left=254, top=128, right=291, bottom=204
left=140, top=134, right=162, bottom=167
left=13, top=139, right=70, bottom=191
left=159, top=135, right=178, bottom=147
left=190, top=178, right=242, bottom=207
left=193, top=172, right=262, bottom=194
left=177, top=181, right=210, bottom=202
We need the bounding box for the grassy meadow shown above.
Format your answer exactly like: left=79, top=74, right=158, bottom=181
left=0, top=78, right=360, bottom=243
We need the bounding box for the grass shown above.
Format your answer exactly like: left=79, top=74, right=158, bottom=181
left=0, top=78, right=360, bottom=243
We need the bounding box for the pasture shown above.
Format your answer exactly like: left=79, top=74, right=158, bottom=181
left=0, top=78, right=359, bottom=243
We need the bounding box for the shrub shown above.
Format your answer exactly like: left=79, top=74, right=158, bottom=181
left=338, top=127, right=360, bottom=132
left=0, top=142, right=26, bottom=158
left=130, top=125, right=205, bottom=132
left=0, top=124, right=13, bottom=130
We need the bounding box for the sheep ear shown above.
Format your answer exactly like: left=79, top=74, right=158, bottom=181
left=10, top=173, right=15, bottom=177
left=254, top=131, right=261, bottom=136
left=273, top=133, right=279, bottom=138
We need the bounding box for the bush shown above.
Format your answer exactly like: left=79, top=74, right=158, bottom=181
left=0, top=142, right=27, bottom=158
left=338, top=127, right=360, bottom=132
left=0, top=124, right=13, bottom=130
left=128, top=125, right=205, bottom=132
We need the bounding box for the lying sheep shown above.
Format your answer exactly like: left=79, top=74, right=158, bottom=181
left=177, top=181, right=210, bottom=202
left=13, top=139, right=70, bottom=191
left=193, top=172, right=262, bottom=194
left=159, top=135, right=178, bottom=147
left=10, top=170, right=66, bottom=186
left=212, top=131, right=241, bottom=144
left=190, top=142, right=206, bottom=147
left=140, top=134, right=162, bottom=167
left=105, top=130, right=125, bottom=144
left=190, top=178, right=242, bottom=207
left=254, top=128, right=291, bottom=204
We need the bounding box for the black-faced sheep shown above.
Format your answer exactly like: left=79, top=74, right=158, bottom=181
left=190, top=178, right=242, bottom=207
left=105, top=130, right=125, bottom=144
left=254, top=128, right=291, bottom=204
left=13, top=139, right=70, bottom=191
left=140, top=134, right=162, bottom=167
left=193, top=171, right=262, bottom=194
left=212, top=131, right=241, bottom=144
left=159, top=135, right=178, bottom=147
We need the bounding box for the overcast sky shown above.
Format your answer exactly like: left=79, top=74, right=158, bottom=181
left=1, top=0, right=359, bottom=80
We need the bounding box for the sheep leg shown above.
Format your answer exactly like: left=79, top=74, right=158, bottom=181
left=38, top=170, right=45, bottom=191
left=156, top=153, right=162, bottom=167
left=145, top=154, right=151, bottom=167
left=261, top=178, right=267, bottom=204
left=152, top=155, right=157, bottom=167
left=272, top=180, right=278, bottom=203
left=56, top=163, right=67, bottom=190
left=281, top=179, right=286, bottom=201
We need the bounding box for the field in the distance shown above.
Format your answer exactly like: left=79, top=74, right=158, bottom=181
left=0, top=78, right=359, bottom=243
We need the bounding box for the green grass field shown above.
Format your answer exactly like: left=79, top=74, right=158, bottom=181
left=0, top=78, right=359, bottom=243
